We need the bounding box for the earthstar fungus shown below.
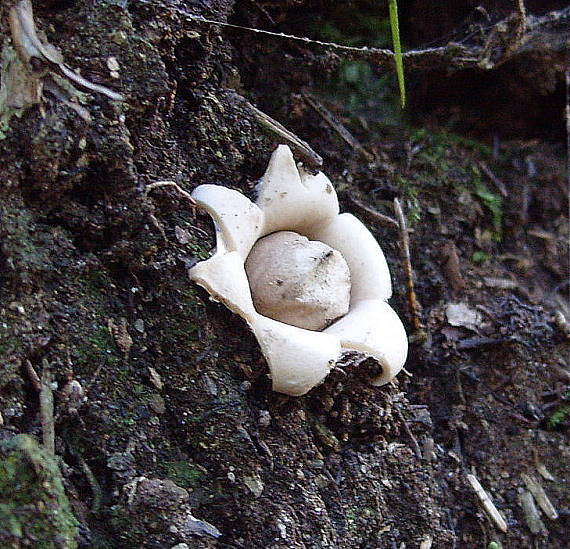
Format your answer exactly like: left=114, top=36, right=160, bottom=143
left=189, top=145, right=408, bottom=396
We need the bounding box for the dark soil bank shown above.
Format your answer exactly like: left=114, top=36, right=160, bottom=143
left=0, top=1, right=568, bottom=548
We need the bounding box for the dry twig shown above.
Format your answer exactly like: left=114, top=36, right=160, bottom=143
left=229, top=92, right=322, bottom=169
left=8, top=0, right=123, bottom=101
left=522, top=474, right=559, bottom=520
left=145, top=180, right=197, bottom=205
left=347, top=196, right=399, bottom=229
left=23, top=359, right=41, bottom=392
left=394, top=407, right=422, bottom=460
left=39, top=359, right=55, bottom=454
left=393, top=198, right=425, bottom=336
left=479, top=161, right=508, bottom=197
left=302, top=92, right=374, bottom=162
left=466, top=473, right=508, bottom=533
left=65, top=441, right=103, bottom=513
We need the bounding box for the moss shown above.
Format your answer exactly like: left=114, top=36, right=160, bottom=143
left=410, top=128, right=493, bottom=159
left=0, top=358, right=21, bottom=391
left=93, top=505, right=144, bottom=549
left=163, top=461, right=206, bottom=489
left=311, top=421, right=341, bottom=452
left=394, top=129, right=505, bottom=237
left=473, top=180, right=503, bottom=239
left=394, top=174, right=422, bottom=224
left=74, top=325, right=120, bottom=369
left=188, top=240, right=211, bottom=262
left=159, top=287, right=207, bottom=346
left=472, top=251, right=492, bottom=265
left=0, top=45, right=34, bottom=141
left=0, top=203, right=50, bottom=284
left=547, top=391, right=570, bottom=429
left=81, top=268, right=113, bottom=295
left=0, top=332, right=21, bottom=355
left=0, top=435, right=79, bottom=549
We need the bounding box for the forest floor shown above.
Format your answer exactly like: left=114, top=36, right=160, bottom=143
left=0, top=1, right=568, bottom=548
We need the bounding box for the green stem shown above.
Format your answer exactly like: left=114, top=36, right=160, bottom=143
left=388, top=0, right=406, bottom=108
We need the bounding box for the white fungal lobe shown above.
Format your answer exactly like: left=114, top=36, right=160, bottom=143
left=189, top=145, right=408, bottom=395
left=245, top=231, right=351, bottom=331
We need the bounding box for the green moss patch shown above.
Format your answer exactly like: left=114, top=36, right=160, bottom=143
left=0, top=435, right=79, bottom=549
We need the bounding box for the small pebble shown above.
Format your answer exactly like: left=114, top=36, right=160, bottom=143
left=258, top=410, right=271, bottom=427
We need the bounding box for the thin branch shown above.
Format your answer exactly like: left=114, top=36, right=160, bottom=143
left=302, top=92, right=373, bottom=162
left=145, top=180, right=197, bottom=204
left=347, top=196, right=399, bottom=228
left=394, top=198, right=424, bottom=336
left=229, top=92, right=322, bottom=168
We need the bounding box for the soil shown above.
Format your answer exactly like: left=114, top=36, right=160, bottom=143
left=0, top=1, right=568, bottom=548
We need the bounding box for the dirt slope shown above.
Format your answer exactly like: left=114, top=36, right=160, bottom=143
left=0, top=1, right=568, bottom=548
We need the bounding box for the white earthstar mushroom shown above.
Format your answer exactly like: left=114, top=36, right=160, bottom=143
left=189, top=145, right=408, bottom=396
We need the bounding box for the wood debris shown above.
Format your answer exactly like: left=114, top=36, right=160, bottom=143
left=347, top=196, right=399, bottom=229
left=483, top=277, right=518, bottom=290
left=39, top=360, right=55, bottom=454
left=522, top=474, right=559, bottom=520
left=440, top=241, right=465, bottom=292
left=108, top=317, right=133, bottom=357
left=23, top=359, right=41, bottom=392
left=302, top=92, right=374, bottom=162
left=518, top=490, right=546, bottom=534
left=394, top=198, right=425, bottom=337
left=466, top=473, right=508, bottom=532
left=533, top=451, right=556, bottom=481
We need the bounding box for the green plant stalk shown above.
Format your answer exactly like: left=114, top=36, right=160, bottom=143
left=388, top=0, right=406, bottom=108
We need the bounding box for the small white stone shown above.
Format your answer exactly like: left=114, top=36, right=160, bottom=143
left=107, top=56, right=120, bottom=72
left=258, top=410, right=271, bottom=427
left=243, top=475, right=264, bottom=497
